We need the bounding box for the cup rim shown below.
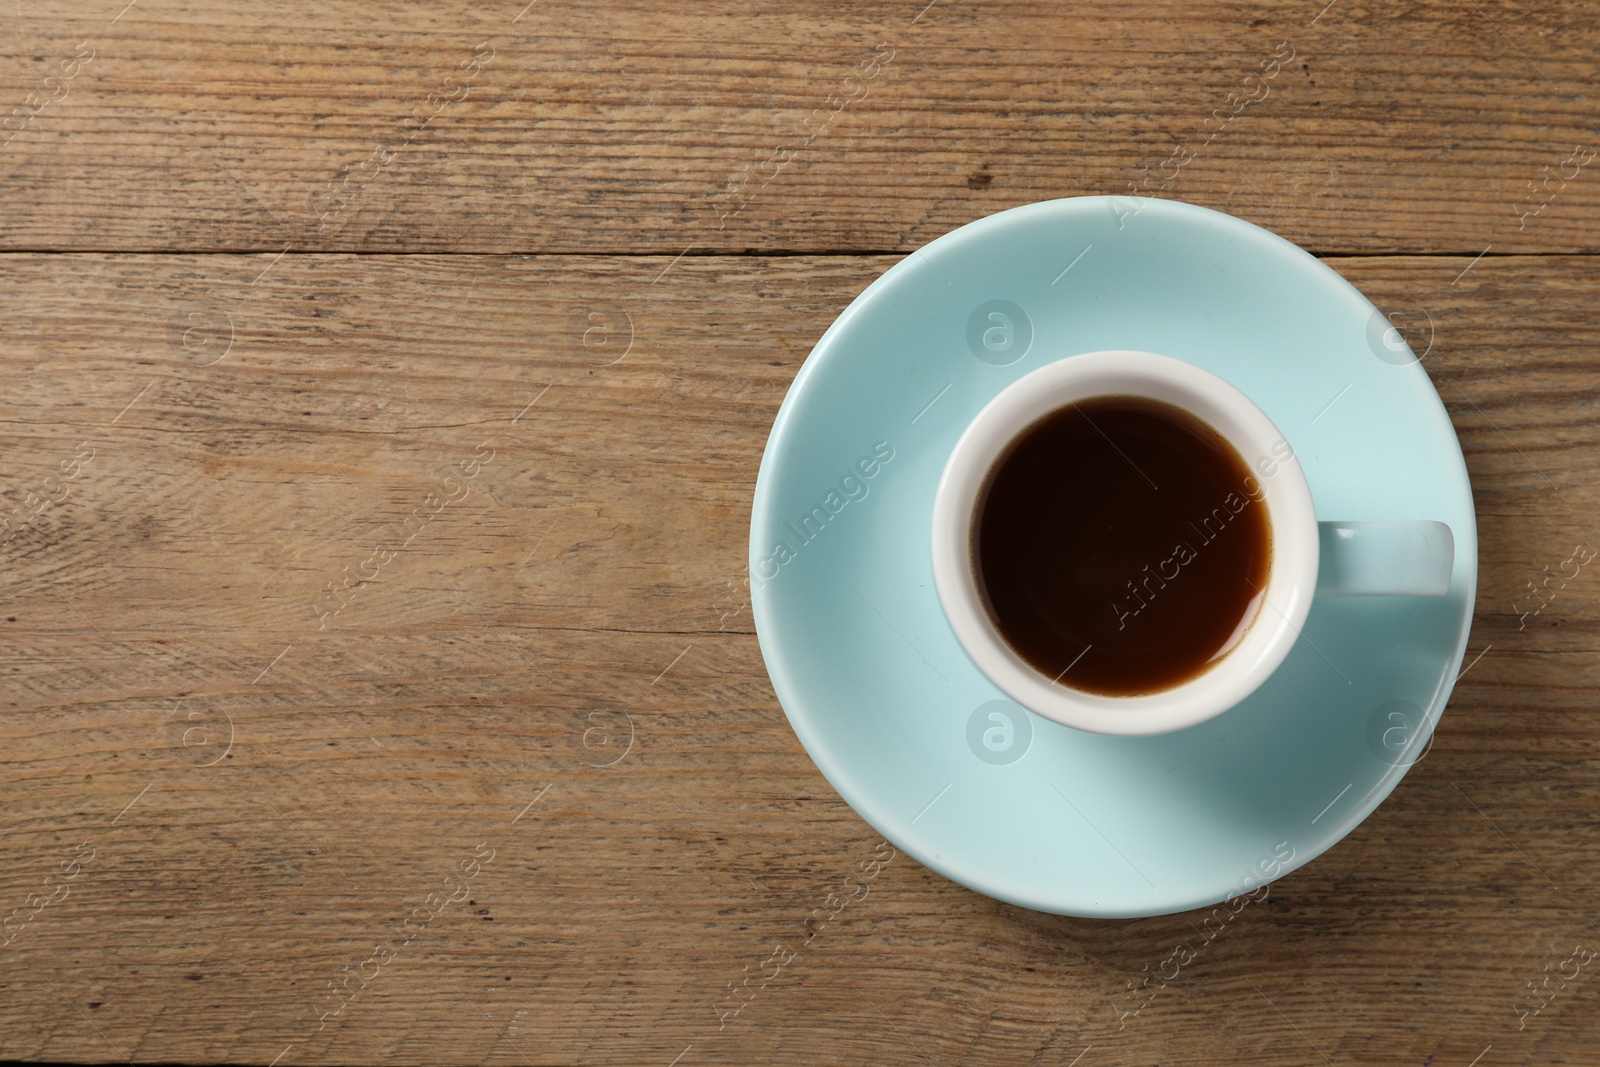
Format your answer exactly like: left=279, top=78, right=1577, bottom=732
left=930, top=349, right=1320, bottom=736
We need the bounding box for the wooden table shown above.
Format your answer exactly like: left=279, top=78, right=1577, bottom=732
left=3, top=1, right=1597, bottom=1063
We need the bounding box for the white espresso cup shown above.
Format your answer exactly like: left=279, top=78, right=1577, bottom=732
left=931, top=350, right=1454, bottom=737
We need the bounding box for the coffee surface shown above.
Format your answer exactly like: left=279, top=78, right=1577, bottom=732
left=973, top=396, right=1271, bottom=696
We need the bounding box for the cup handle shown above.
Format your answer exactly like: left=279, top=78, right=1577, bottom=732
left=1315, top=521, right=1454, bottom=597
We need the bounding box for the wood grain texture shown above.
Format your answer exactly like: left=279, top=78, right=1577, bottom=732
left=0, top=252, right=1598, bottom=1066
left=1, top=0, right=1598, bottom=254
left=2, top=0, right=1600, bottom=1064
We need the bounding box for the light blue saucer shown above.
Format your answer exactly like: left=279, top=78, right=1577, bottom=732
left=750, top=197, right=1477, bottom=917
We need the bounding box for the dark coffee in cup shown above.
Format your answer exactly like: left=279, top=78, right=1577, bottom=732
left=972, top=396, right=1271, bottom=696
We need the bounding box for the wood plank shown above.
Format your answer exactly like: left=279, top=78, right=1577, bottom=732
left=1, top=1, right=1597, bottom=254
left=1, top=251, right=1598, bottom=1063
